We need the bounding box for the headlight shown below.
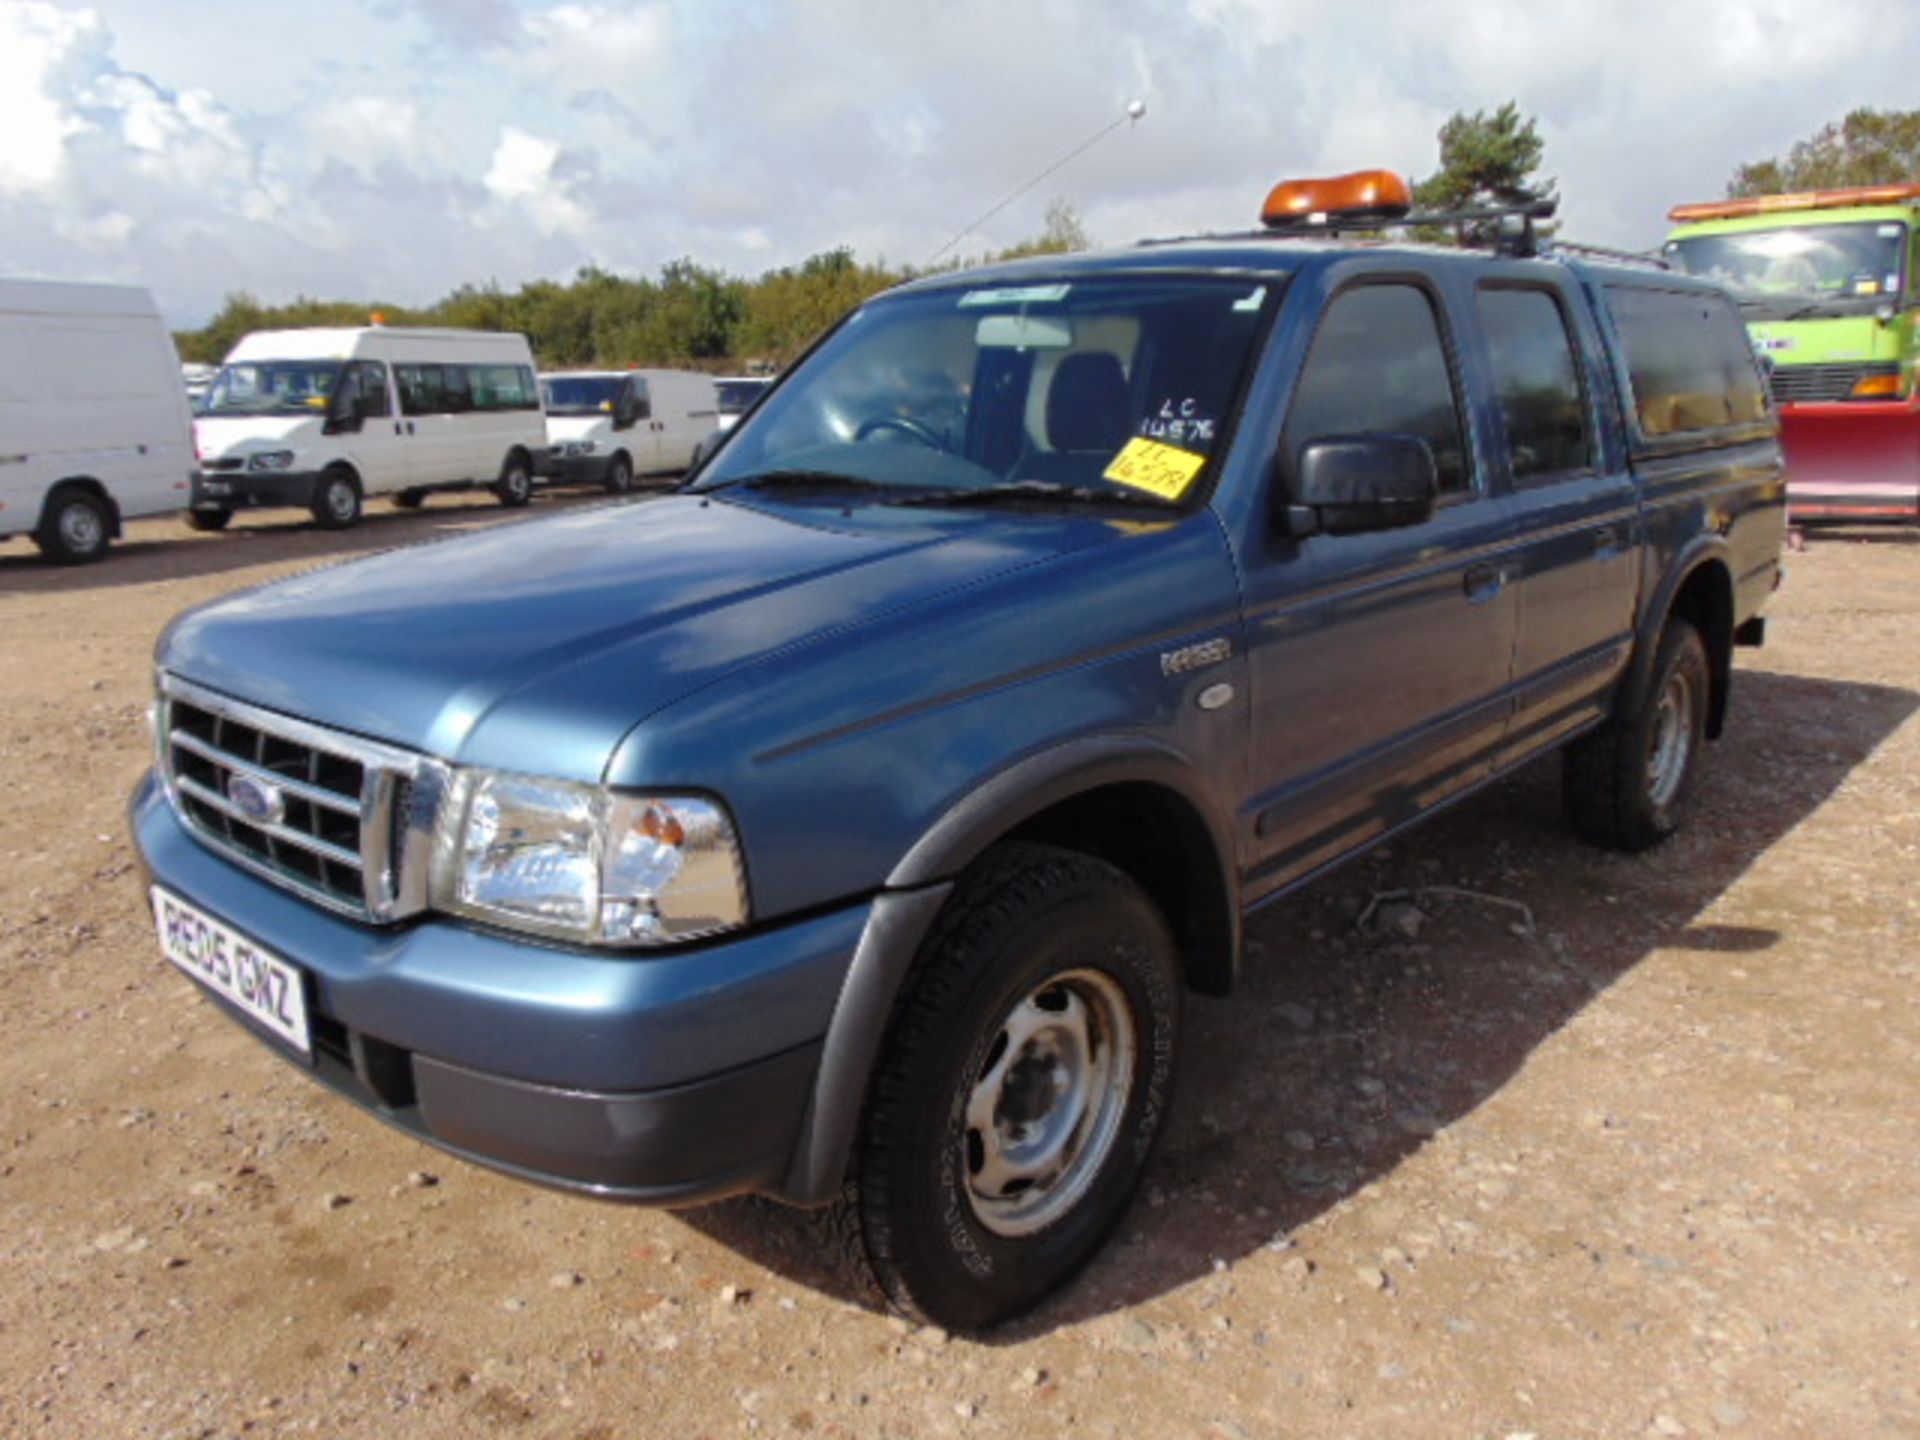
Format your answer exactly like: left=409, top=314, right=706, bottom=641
left=249, top=450, right=295, bottom=471
left=430, top=770, right=748, bottom=946
left=565, top=440, right=597, bottom=456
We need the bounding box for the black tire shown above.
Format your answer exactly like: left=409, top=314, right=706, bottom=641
left=494, top=455, right=533, bottom=508
left=391, top=488, right=426, bottom=510
left=35, top=488, right=112, bottom=564
left=847, top=842, right=1180, bottom=1332
left=605, top=453, right=634, bottom=495
left=185, top=507, right=233, bottom=532
left=1565, top=617, right=1709, bottom=851
left=309, top=469, right=362, bottom=530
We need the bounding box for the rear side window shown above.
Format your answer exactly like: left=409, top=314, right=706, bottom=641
left=1475, top=286, right=1593, bottom=481
left=469, top=364, right=539, bottom=411
left=1283, top=283, right=1472, bottom=494
left=1606, top=286, right=1768, bottom=439
left=399, top=362, right=536, bottom=414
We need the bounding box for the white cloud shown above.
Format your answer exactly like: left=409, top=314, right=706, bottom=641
left=4, top=0, right=1919, bottom=325
left=0, top=4, right=101, bottom=194
left=520, top=2, right=672, bottom=92
left=483, top=126, right=594, bottom=236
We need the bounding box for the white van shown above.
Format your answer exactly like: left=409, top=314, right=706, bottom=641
left=536, top=369, right=717, bottom=492
left=0, top=279, right=196, bottom=564
left=191, top=327, right=546, bottom=530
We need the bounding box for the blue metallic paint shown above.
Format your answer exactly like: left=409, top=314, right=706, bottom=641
left=134, top=239, right=1786, bottom=1205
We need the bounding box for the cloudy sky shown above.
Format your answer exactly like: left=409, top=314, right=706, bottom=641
left=3, top=0, right=1916, bottom=327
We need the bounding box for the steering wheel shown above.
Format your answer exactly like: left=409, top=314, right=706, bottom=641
left=854, top=416, right=949, bottom=451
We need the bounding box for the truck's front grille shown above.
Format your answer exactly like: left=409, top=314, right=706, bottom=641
left=157, top=675, right=447, bottom=922
left=1770, top=361, right=1900, bottom=405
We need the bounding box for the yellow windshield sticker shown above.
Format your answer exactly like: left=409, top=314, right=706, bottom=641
left=1103, top=437, right=1206, bottom=501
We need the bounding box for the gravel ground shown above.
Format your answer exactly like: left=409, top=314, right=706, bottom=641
left=0, top=499, right=1915, bottom=1439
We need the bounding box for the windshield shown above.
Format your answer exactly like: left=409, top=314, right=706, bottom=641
left=204, top=360, right=344, bottom=417
left=717, top=379, right=768, bottom=414
left=1664, top=222, right=1908, bottom=307
left=541, top=376, right=623, bottom=414
left=696, top=274, right=1280, bottom=505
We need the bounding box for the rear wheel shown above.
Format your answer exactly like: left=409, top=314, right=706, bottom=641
left=35, top=488, right=112, bottom=564
left=309, top=469, right=362, bottom=530
left=1565, top=617, right=1709, bottom=851
left=494, top=455, right=533, bottom=508
left=185, top=507, right=233, bottom=532
left=845, top=842, right=1180, bottom=1332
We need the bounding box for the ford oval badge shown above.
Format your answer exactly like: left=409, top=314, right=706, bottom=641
left=227, top=773, right=286, bottom=826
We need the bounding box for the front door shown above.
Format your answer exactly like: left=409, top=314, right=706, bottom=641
left=1238, top=278, right=1520, bottom=900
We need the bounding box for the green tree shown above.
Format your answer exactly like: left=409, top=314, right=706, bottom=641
left=995, top=200, right=1091, bottom=260
left=1728, top=107, right=1920, bottom=196
left=1413, top=101, right=1555, bottom=212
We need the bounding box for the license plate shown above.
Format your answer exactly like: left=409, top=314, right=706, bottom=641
left=151, top=886, right=311, bottom=1055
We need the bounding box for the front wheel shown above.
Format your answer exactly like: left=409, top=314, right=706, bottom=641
left=309, top=470, right=363, bottom=530
left=35, top=489, right=112, bottom=564
left=1565, top=617, right=1709, bottom=851
left=604, top=453, right=634, bottom=495
left=848, top=842, right=1180, bottom=1332
left=185, top=506, right=232, bottom=532
left=494, top=456, right=533, bottom=508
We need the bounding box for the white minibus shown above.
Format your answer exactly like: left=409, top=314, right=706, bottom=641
left=0, top=279, right=196, bottom=564
left=191, top=327, right=546, bottom=530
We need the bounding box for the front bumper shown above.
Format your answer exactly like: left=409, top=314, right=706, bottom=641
left=129, top=771, right=866, bottom=1202
left=191, top=468, right=327, bottom=510
left=536, top=450, right=614, bottom=484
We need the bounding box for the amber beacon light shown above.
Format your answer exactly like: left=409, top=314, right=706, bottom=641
left=1669, top=182, right=1920, bottom=223
left=1262, top=169, right=1414, bottom=227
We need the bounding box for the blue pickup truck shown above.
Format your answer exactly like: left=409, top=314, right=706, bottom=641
left=131, top=173, right=1785, bottom=1331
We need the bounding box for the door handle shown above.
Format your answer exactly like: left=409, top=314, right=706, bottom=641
left=1463, top=563, right=1509, bottom=602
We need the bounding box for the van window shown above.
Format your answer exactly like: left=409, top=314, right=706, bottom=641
left=397, top=364, right=444, bottom=416
left=470, top=365, right=539, bottom=411
left=1475, top=286, right=1593, bottom=481
left=338, top=361, right=390, bottom=419
left=627, top=378, right=651, bottom=421
left=441, top=365, right=473, bottom=413
left=1605, top=286, right=1769, bottom=438
left=1282, top=283, right=1472, bottom=494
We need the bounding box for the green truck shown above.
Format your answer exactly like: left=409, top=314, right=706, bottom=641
left=1664, top=184, right=1920, bottom=522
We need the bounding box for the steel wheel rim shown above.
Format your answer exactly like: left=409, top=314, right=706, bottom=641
left=325, top=481, right=355, bottom=521
left=962, top=967, right=1137, bottom=1238
left=507, top=467, right=529, bottom=499
left=59, top=502, right=102, bottom=552
left=1647, top=665, right=1694, bottom=808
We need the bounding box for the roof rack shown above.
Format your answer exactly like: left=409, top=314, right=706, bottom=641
left=1269, top=198, right=1558, bottom=257
left=1138, top=198, right=1560, bottom=259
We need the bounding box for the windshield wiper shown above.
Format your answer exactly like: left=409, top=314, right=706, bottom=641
left=705, top=469, right=898, bottom=495
left=884, top=480, right=1181, bottom=512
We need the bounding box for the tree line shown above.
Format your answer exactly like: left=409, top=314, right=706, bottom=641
left=173, top=203, right=1090, bottom=372
left=175, top=106, right=1917, bottom=372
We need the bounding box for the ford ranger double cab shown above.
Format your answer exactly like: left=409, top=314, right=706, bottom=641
left=131, top=170, right=1786, bottom=1332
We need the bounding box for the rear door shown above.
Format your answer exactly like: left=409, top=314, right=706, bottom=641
left=1237, top=272, right=1520, bottom=897
left=1470, top=274, right=1641, bottom=761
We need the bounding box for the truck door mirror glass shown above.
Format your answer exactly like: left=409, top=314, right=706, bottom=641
left=1282, top=434, right=1438, bottom=535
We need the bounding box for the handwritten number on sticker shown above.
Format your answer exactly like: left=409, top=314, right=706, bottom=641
left=1104, top=437, right=1207, bottom=501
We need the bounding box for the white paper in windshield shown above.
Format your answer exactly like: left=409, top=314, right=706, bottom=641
left=957, top=284, right=1072, bottom=308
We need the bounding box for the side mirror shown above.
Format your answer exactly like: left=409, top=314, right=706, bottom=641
left=1281, top=434, right=1438, bottom=536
